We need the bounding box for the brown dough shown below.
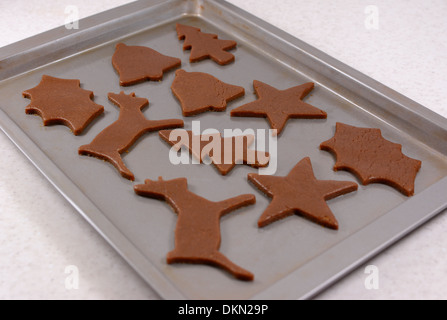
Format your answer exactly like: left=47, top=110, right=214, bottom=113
left=23, top=75, right=104, bottom=135
left=79, top=92, right=184, bottom=181
left=176, top=23, right=237, bottom=65
left=231, top=80, right=327, bottom=135
left=248, top=157, right=358, bottom=229
left=159, top=129, right=270, bottom=175
left=320, top=122, right=422, bottom=196
left=134, top=177, right=255, bottom=281
left=112, top=43, right=181, bottom=86
left=171, top=69, right=245, bottom=116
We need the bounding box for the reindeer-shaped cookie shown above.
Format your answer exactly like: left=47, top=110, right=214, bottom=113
left=134, top=177, right=255, bottom=281
left=79, top=92, right=184, bottom=180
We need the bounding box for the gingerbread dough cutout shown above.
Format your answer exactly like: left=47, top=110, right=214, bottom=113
left=134, top=177, right=255, bottom=281
left=112, top=43, right=181, bottom=86
left=159, top=129, right=270, bottom=175
left=320, top=122, right=422, bottom=196
left=23, top=75, right=104, bottom=135
left=231, top=81, right=327, bottom=135
left=171, top=69, right=245, bottom=116
left=79, top=92, right=184, bottom=181
left=176, top=23, right=237, bottom=65
left=248, top=157, right=358, bottom=229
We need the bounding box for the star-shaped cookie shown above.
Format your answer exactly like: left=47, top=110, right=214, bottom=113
left=248, top=157, right=358, bottom=229
left=231, top=81, right=327, bottom=135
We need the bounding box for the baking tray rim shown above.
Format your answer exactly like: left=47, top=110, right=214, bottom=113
left=0, top=0, right=446, bottom=300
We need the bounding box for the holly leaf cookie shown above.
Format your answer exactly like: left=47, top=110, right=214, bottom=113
left=23, top=75, right=104, bottom=135
left=320, top=122, right=422, bottom=196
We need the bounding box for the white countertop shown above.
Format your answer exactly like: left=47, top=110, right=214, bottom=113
left=1, top=0, right=446, bottom=300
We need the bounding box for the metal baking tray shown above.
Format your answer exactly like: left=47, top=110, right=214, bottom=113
left=1, top=0, right=447, bottom=300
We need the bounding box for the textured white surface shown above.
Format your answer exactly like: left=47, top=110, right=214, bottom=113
left=1, top=0, right=447, bottom=300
